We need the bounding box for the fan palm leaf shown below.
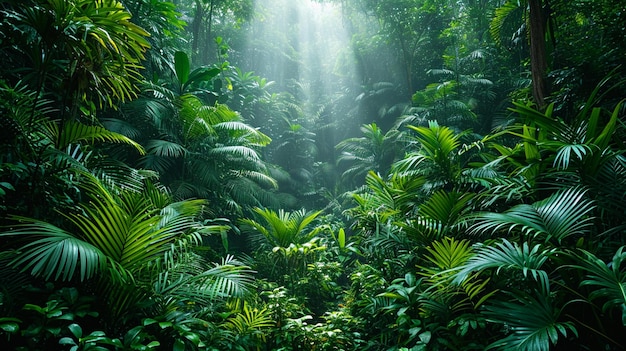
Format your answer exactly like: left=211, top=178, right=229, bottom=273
left=154, top=255, right=255, bottom=301
left=0, top=174, right=205, bottom=282
left=55, top=120, right=145, bottom=154
left=393, top=121, right=465, bottom=190
left=469, top=186, right=595, bottom=243
left=452, top=239, right=553, bottom=293
left=484, top=290, right=577, bottom=351
left=145, top=139, right=187, bottom=158
left=573, top=246, right=626, bottom=323
left=240, top=207, right=323, bottom=248
left=0, top=218, right=107, bottom=281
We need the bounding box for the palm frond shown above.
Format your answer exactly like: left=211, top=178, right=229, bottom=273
left=146, top=139, right=187, bottom=158
left=101, top=117, right=141, bottom=139
left=223, top=300, right=274, bottom=337
left=208, top=145, right=261, bottom=161
left=214, top=121, right=272, bottom=146
left=469, top=187, right=595, bottom=243
left=230, top=170, right=278, bottom=189
left=452, top=239, right=553, bottom=292
left=1, top=217, right=107, bottom=281
left=484, top=290, right=577, bottom=351
left=408, top=121, right=460, bottom=159
left=65, top=175, right=203, bottom=272
left=156, top=255, right=256, bottom=301
left=55, top=121, right=145, bottom=154
left=92, top=159, right=154, bottom=193
left=490, top=0, right=526, bottom=49
left=240, top=207, right=322, bottom=248
left=425, top=237, right=474, bottom=271
left=573, top=247, right=626, bottom=320
left=419, top=190, right=475, bottom=229
left=392, top=152, right=427, bottom=174
left=193, top=256, right=256, bottom=299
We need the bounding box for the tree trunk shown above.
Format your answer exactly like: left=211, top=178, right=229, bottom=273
left=205, top=0, right=215, bottom=65
left=191, top=0, right=204, bottom=65
left=528, top=0, right=548, bottom=108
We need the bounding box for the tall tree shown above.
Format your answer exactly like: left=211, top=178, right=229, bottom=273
left=528, top=0, right=548, bottom=108
left=188, top=0, right=254, bottom=65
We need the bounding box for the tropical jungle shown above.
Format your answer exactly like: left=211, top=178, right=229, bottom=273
left=1, top=0, right=625, bottom=350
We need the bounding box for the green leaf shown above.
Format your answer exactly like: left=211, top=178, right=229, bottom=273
left=68, top=323, right=82, bottom=338
left=55, top=121, right=145, bottom=154
left=1, top=217, right=107, bottom=281
left=0, top=317, right=20, bottom=333
left=484, top=291, right=576, bottom=351
left=419, top=330, right=432, bottom=343
left=188, top=67, right=221, bottom=86
left=452, top=239, right=552, bottom=293
left=184, top=332, right=201, bottom=345
left=59, top=337, right=77, bottom=346
left=174, top=51, right=190, bottom=85
left=158, top=321, right=173, bottom=329
left=147, top=341, right=160, bottom=348
left=173, top=339, right=185, bottom=351
left=0, top=182, right=14, bottom=190
left=337, top=228, right=346, bottom=249
left=575, top=246, right=626, bottom=318
left=22, top=304, right=45, bottom=314
left=143, top=318, right=158, bottom=326
left=469, top=187, right=594, bottom=244
left=124, top=326, right=143, bottom=343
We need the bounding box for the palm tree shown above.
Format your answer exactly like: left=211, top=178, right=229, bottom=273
left=492, top=78, right=626, bottom=240
left=0, top=174, right=255, bottom=326
left=393, top=121, right=470, bottom=192
left=336, top=123, right=402, bottom=185
left=446, top=178, right=626, bottom=350
left=1, top=0, right=150, bottom=116
left=0, top=0, right=151, bottom=220
left=0, top=80, right=147, bottom=220
left=240, top=207, right=323, bottom=249
left=108, top=51, right=279, bottom=214
left=239, top=207, right=325, bottom=287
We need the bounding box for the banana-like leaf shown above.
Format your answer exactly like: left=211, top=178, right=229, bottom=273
left=174, top=51, right=190, bottom=86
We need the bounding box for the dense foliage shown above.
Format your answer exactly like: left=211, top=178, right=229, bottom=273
left=1, top=0, right=625, bottom=350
